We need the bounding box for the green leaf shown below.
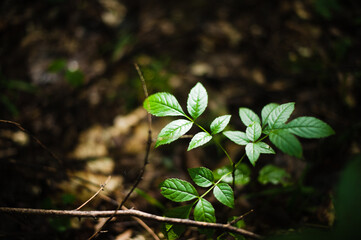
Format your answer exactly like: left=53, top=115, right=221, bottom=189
left=223, top=131, right=249, bottom=145
left=213, top=164, right=251, bottom=186
left=188, top=167, right=214, bottom=187
left=187, top=132, right=212, bottom=151
left=256, top=142, right=275, bottom=154
left=245, top=143, right=261, bottom=166
left=284, top=116, right=335, bottom=138
left=261, top=103, right=279, bottom=127
left=246, top=122, right=262, bottom=142
left=144, top=92, right=185, bottom=117
left=239, top=108, right=261, bottom=127
left=156, top=119, right=193, bottom=147
left=210, top=115, right=231, bottom=134
left=187, top=82, right=208, bottom=119
left=213, top=183, right=234, bottom=208
left=268, top=102, right=295, bottom=129
left=162, top=204, right=193, bottom=240
left=258, top=164, right=290, bottom=185
left=194, top=198, right=216, bottom=223
left=269, top=130, right=302, bottom=158
left=160, top=178, right=198, bottom=202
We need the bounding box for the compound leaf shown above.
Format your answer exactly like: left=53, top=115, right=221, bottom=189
left=144, top=92, right=185, bottom=117
left=188, top=167, right=214, bottom=187
left=268, top=102, right=295, bottom=129
left=187, top=82, right=208, bottom=119
left=261, top=103, right=279, bottom=127
left=213, top=183, right=234, bottom=208
left=269, top=129, right=302, bottom=158
left=223, top=131, right=249, bottom=145
left=194, top=198, right=216, bottom=223
left=246, top=122, right=262, bottom=142
left=156, top=119, right=193, bottom=147
left=239, top=108, right=261, bottom=127
left=210, top=115, right=231, bottom=135
left=245, top=143, right=261, bottom=166
left=187, top=132, right=212, bottom=151
left=284, top=116, right=335, bottom=138
left=160, top=178, right=198, bottom=202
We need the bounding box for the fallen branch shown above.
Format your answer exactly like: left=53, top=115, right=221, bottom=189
left=0, top=207, right=261, bottom=239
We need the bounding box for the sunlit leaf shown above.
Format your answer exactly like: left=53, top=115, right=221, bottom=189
left=210, top=115, right=231, bottom=134
left=156, top=119, right=193, bottom=147
left=261, top=103, right=279, bottom=127
left=188, top=167, right=214, bottom=187
left=269, top=130, right=302, bottom=158
left=268, top=102, right=295, bottom=129
left=256, top=142, right=275, bottom=154
left=187, top=82, right=208, bottom=119
left=160, top=178, right=198, bottom=202
left=144, top=92, right=185, bottom=117
left=213, top=183, right=234, bottom=208
left=194, top=198, right=216, bottom=223
left=223, top=131, right=249, bottom=145
left=284, top=116, right=335, bottom=138
left=246, top=122, right=262, bottom=142
left=239, top=108, right=261, bottom=127
left=187, top=132, right=212, bottom=151
left=258, top=164, right=290, bottom=185
left=245, top=143, right=261, bottom=166
left=213, top=164, right=251, bottom=186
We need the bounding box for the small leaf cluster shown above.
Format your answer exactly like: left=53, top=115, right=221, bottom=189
left=224, top=102, right=335, bottom=165
left=160, top=167, right=234, bottom=238
left=143, top=82, right=231, bottom=150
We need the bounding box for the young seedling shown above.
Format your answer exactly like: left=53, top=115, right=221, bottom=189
left=143, top=82, right=334, bottom=239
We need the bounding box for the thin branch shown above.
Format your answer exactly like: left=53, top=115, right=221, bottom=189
left=74, top=176, right=112, bottom=211
left=0, top=120, right=63, bottom=166
left=228, top=209, right=254, bottom=226
left=88, top=63, right=153, bottom=239
left=0, top=207, right=261, bottom=239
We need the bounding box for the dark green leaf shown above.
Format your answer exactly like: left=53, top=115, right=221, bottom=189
left=213, top=183, right=234, bottom=208
left=188, top=167, right=214, bottom=187
left=268, top=102, right=295, bottom=129
left=144, top=92, right=185, bottom=117
left=269, top=130, right=302, bottom=158
left=223, top=131, right=249, bottom=145
left=162, top=204, right=193, bottom=240
left=239, top=108, right=261, bottom=127
left=258, top=164, right=290, bottom=185
left=194, top=198, right=216, bottom=223
left=160, top=178, right=198, bottom=202
left=187, top=82, right=208, bottom=119
left=213, top=164, right=251, bottom=186
left=156, top=119, right=193, bottom=147
left=210, top=115, right=231, bottom=134
left=187, top=132, right=212, bottom=151
left=284, top=116, right=335, bottom=138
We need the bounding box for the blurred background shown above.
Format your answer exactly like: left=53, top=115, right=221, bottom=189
left=1, top=0, right=360, bottom=239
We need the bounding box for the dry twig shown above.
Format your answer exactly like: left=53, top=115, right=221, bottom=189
left=0, top=207, right=261, bottom=239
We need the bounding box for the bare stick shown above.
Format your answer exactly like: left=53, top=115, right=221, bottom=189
left=0, top=207, right=261, bottom=239
left=88, top=63, right=153, bottom=239
left=74, top=176, right=112, bottom=211
left=0, top=120, right=63, bottom=166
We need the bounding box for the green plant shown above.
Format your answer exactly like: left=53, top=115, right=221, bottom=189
left=143, top=82, right=334, bottom=239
